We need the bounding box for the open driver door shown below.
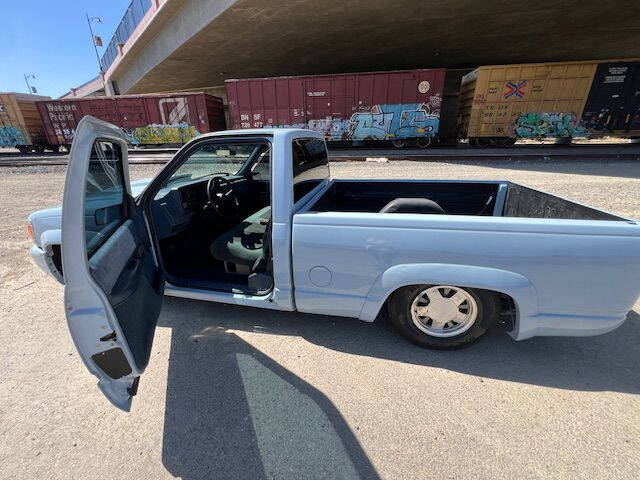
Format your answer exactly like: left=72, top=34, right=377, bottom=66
left=61, top=116, right=164, bottom=411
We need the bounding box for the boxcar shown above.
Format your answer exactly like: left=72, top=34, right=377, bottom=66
left=457, top=59, right=640, bottom=145
left=0, top=93, right=54, bottom=153
left=36, top=92, right=225, bottom=148
left=581, top=61, right=640, bottom=138
left=226, top=69, right=446, bottom=147
left=457, top=61, right=600, bottom=145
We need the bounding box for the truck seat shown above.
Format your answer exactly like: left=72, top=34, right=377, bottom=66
left=210, top=206, right=271, bottom=270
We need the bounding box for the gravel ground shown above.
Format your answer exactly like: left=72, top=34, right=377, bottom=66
left=1, top=158, right=639, bottom=479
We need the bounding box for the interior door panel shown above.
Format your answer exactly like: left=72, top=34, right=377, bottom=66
left=88, top=218, right=164, bottom=370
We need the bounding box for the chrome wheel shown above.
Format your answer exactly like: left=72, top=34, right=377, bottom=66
left=410, top=286, right=478, bottom=338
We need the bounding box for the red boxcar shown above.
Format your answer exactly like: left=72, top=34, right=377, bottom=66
left=36, top=92, right=225, bottom=146
left=226, top=68, right=446, bottom=146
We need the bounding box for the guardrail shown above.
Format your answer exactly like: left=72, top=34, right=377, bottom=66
left=100, top=0, right=152, bottom=72
left=74, top=75, right=101, bottom=90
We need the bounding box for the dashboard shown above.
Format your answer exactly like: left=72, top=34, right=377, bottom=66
left=151, top=178, right=209, bottom=239
left=150, top=174, right=261, bottom=240
left=179, top=182, right=208, bottom=213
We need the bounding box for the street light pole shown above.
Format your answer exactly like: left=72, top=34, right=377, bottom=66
left=24, top=74, right=36, bottom=94
left=86, top=13, right=103, bottom=72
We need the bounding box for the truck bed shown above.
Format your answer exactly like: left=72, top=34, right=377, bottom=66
left=307, top=179, right=626, bottom=221
left=293, top=178, right=639, bottom=341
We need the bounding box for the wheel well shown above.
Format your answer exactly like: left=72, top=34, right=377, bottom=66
left=382, top=284, right=517, bottom=331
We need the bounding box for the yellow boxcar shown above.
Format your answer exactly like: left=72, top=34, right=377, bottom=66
left=457, top=60, right=603, bottom=144
left=0, top=92, right=51, bottom=152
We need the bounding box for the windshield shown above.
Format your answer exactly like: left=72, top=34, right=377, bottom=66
left=166, top=142, right=269, bottom=186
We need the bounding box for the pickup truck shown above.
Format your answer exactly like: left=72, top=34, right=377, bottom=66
left=28, top=116, right=640, bottom=411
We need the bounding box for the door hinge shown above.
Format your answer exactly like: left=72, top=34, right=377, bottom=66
left=99, top=331, right=117, bottom=342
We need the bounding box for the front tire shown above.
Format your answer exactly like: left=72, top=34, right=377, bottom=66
left=388, top=285, right=497, bottom=349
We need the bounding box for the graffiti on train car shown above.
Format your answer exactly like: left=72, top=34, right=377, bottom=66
left=514, top=112, right=588, bottom=138
left=581, top=109, right=616, bottom=132
left=307, top=118, right=352, bottom=141
left=0, top=125, right=29, bottom=147
left=264, top=96, right=442, bottom=141
left=349, top=99, right=441, bottom=141
left=125, top=123, right=199, bottom=144
left=581, top=107, right=640, bottom=132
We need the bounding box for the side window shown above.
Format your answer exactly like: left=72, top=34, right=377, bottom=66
left=292, top=138, right=329, bottom=202
left=85, top=140, right=125, bottom=257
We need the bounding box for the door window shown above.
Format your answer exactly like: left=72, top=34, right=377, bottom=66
left=84, top=140, right=125, bottom=257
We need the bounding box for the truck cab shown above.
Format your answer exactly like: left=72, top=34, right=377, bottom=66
left=47, top=117, right=330, bottom=410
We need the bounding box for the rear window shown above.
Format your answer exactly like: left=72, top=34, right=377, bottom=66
left=292, top=138, right=329, bottom=202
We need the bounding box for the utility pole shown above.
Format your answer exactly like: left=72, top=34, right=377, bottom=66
left=86, top=13, right=103, bottom=72
left=24, top=74, right=36, bottom=94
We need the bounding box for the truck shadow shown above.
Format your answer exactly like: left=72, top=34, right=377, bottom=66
left=159, top=298, right=381, bottom=480
left=158, top=298, right=639, bottom=478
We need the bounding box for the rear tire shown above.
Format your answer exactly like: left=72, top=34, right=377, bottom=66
left=16, top=145, right=29, bottom=154
left=388, top=285, right=497, bottom=349
left=50, top=145, right=60, bottom=153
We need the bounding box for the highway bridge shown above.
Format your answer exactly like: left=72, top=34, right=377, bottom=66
left=88, top=0, right=640, bottom=98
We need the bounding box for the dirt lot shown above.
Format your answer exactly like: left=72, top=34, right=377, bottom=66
left=1, top=158, right=639, bottom=479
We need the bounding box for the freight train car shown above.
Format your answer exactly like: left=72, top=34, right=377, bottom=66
left=0, top=92, right=56, bottom=153
left=226, top=69, right=446, bottom=147
left=457, top=61, right=599, bottom=145
left=581, top=61, right=640, bottom=138
left=36, top=92, right=225, bottom=148
left=457, top=59, right=640, bottom=145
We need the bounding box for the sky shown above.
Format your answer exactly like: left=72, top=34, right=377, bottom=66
left=0, top=0, right=132, bottom=98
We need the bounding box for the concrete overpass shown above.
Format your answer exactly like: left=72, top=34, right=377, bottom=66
left=102, top=0, right=640, bottom=97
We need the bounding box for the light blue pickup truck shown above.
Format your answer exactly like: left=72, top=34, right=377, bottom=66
left=28, top=117, right=640, bottom=410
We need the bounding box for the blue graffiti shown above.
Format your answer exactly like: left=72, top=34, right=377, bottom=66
left=514, top=112, right=588, bottom=139
left=0, top=125, right=29, bottom=148
left=349, top=103, right=440, bottom=141
left=263, top=98, right=441, bottom=142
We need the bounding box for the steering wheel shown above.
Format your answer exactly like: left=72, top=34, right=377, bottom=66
left=206, top=176, right=240, bottom=217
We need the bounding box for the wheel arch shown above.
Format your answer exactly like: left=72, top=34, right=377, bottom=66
left=358, top=263, right=539, bottom=339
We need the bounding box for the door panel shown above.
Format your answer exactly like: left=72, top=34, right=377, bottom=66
left=62, top=116, right=164, bottom=411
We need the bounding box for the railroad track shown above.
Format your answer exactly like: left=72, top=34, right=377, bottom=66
left=1, top=144, right=639, bottom=167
